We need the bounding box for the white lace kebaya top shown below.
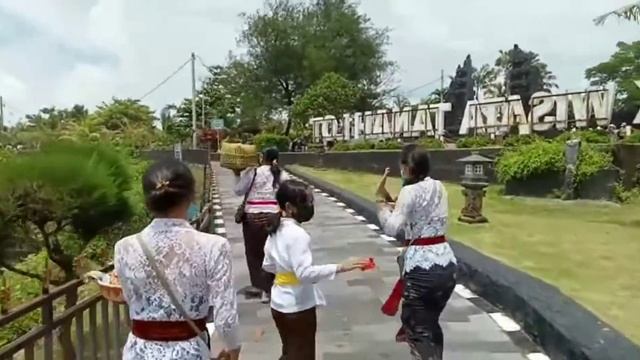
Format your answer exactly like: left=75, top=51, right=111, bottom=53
left=114, top=218, right=240, bottom=360
left=234, top=165, right=289, bottom=213
left=263, top=218, right=338, bottom=313
left=378, top=177, right=457, bottom=273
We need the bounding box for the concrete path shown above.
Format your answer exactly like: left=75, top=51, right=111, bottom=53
left=213, top=164, right=530, bottom=360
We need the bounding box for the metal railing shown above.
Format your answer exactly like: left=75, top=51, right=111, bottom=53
left=0, top=265, right=130, bottom=360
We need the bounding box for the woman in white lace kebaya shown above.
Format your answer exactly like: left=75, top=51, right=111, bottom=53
left=377, top=146, right=457, bottom=360
left=115, top=159, right=241, bottom=360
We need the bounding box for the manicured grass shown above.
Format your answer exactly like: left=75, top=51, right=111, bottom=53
left=290, top=165, right=640, bottom=344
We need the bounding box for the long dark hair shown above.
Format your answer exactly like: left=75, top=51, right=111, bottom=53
left=263, top=147, right=282, bottom=187
left=403, top=147, right=431, bottom=185
left=142, top=159, right=195, bottom=215
left=400, top=143, right=418, bottom=165
left=267, top=180, right=311, bottom=234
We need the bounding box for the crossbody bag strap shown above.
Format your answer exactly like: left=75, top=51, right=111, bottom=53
left=136, top=234, right=208, bottom=346
left=241, top=168, right=258, bottom=206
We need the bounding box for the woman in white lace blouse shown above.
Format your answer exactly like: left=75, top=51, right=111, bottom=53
left=115, top=159, right=241, bottom=360
left=377, top=147, right=457, bottom=360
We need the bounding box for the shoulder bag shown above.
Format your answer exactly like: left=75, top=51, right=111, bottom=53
left=234, top=168, right=257, bottom=224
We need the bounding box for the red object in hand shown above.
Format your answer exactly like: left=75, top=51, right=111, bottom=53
left=362, top=257, right=376, bottom=271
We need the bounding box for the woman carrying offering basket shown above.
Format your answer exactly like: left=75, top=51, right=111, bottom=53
left=114, top=159, right=241, bottom=360
left=234, top=147, right=288, bottom=301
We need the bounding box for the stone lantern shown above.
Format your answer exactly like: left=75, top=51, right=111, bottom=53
left=457, top=151, right=494, bottom=224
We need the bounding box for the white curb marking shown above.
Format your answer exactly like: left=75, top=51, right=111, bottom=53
left=380, top=235, right=396, bottom=242
left=215, top=227, right=227, bottom=235
left=214, top=219, right=224, bottom=225
left=454, top=284, right=477, bottom=299
left=526, top=353, right=550, bottom=360
left=489, top=313, right=521, bottom=332
left=354, top=215, right=367, bottom=222
left=366, top=224, right=380, bottom=231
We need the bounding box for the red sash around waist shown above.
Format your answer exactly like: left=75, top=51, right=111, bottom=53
left=131, top=318, right=207, bottom=342
left=381, top=236, right=448, bottom=318
left=402, top=235, right=446, bottom=247
left=246, top=200, right=278, bottom=205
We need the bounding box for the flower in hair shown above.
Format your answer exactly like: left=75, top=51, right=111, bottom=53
left=155, top=180, right=170, bottom=190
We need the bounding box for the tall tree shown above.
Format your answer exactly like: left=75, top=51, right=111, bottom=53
left=292, top=72, right=361, bottom=125
left=594, top=2, right=640, bottom=25
left=472, top=64, right=498, bottom=100
left=586, top=41, right=640, bottom=121
left=92, top=98, right=155, bottom=131
left=238, top=0, right=394, bottom=135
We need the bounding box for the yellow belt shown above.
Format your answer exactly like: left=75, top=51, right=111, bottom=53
left=274, top=272, right=300, bottom=286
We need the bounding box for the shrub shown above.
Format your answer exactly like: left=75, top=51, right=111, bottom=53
left=622, top=131, right=640, bottom=144
left=374, top=140, right=403, bottom=150
left=253, top=133, right=290, bottom=152
left=349, top=140, right=375, bottom=151
left=496, top=141, right=565, bottom=183
left=417, top=137, right=445, bottom=149
left=554, top=129, right=610, bottom=144
left=456, top=135, right=494, bottom=148
left=503, top=134, right=543, bottom=147
left=330, top=142, right=351, bottom=151
left=496, top=141, right=613, bottom=184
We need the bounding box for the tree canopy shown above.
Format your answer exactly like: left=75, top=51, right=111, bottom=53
left=237, top=0, right=394, bottom=134
left=586, top=41, right=640, bottom=115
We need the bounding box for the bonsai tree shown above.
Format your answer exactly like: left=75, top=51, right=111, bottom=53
left=0, top=142, right=134, bottom=283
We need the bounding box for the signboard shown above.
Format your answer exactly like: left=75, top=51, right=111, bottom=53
left=310, top=85, right=634, bottom=142
left=173, top=143, right=182, bottom=161
left=210, top=118, right=224, bottom=130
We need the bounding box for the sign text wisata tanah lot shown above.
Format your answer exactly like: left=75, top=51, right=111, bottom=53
left=310, top=85, right=635, bottom=142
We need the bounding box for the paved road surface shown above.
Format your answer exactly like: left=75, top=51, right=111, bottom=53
left=212, top=164, right=529, bottom=360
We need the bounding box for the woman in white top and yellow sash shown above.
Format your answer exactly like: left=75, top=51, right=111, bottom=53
left=262, top=179, right=369, bottom=360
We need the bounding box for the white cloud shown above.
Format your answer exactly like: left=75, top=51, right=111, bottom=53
left=0, top=0, right=638, bottom=125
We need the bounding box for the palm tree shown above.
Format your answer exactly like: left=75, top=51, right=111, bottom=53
left=420, top=88, right=449, bottom=105
left=471, top=64, right=498, bottom=100
left=485, top=82, right=507, bottom=98
left=594, top=2, right=640, bottom=25
left=391, top=94, right=411, bottom=109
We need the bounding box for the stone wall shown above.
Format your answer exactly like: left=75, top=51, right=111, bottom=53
left=280, top=148, right=503, bottom=183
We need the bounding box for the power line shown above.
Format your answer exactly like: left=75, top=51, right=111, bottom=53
left=138, top=57, right=192, bottom=100
left=196, top=55, right=214, bottom=75
left=403, top=76, right=447, bottom=96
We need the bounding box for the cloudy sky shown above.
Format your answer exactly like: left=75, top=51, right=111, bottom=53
left=0, top=0, right=638, bottom=125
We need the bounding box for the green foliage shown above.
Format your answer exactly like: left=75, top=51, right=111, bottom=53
left=92, top=98, right=155, bottom=131
left=374, top=140, right=403, bottom=150
left=496, top=141, right=613, bottom=184
left=349, top=139, right=376, bottom=151
left=0, top=142, right=134, bottom=279
left=555, top=129, right=610, bottom=144
left=330, top=141, right=352, bottom=151
left=496, top=141, right=565, bottom=183
left=575, top=145, right=614, bottom=183
left=417, top=137, right=445, bottom=149
left=622, top=131, right=640, bottom=144
left=456, top=136, right=495, bottom=148
left=253, top=133, right=290, bottom=152
left=586, top=41, right=640, bottom=113
left=291, top=72, right=361, bottom=123
left=503, top=134, right=543, bottom=147
left=239, top=0, right=394, bottom=134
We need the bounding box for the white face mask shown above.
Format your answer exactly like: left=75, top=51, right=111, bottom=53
left=400, top=168, right=406, bottom=179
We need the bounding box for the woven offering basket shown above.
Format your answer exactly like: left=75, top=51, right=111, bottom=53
left=85, top=271, right=126, bottom=304
left=220, top=142, right=258, bottom=172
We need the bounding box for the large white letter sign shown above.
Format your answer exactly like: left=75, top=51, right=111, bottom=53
left=634, top=81, right=640, bottom=125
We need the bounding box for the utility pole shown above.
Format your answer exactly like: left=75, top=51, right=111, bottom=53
left=0, top=96, right=4, bottom=131
left=440, top=69, right=444, bottom=103
left=201, top=96, right=206, bottom=128
left=191, top=52, right=197, bottom=149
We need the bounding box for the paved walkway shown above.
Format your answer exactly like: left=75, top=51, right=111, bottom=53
left=213, top=164, right=528, bottom=360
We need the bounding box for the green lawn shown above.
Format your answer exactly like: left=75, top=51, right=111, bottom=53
left=290, top=165, right=640, bottom=344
